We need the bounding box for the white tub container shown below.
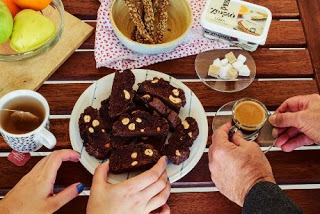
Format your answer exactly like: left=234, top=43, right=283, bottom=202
left=201, top=0, right=272, bottom=51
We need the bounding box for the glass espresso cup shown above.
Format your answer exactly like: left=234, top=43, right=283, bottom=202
left=229, top=98, right=269, bottom=141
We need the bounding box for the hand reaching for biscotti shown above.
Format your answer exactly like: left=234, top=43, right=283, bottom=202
left=87, top=156, right=171, bottom=214
left=269, top=94, right=320, bottom=152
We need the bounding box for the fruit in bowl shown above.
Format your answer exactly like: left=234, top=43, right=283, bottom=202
left=10, top=9, right=56, bottom=52
left=0, top=0, right=63, bottom=59
left=0, top=1, right=13, bottom=44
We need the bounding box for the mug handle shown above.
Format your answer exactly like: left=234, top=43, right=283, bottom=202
left=38, top=128, right=57, bottom=149
left=228, top=126, right=238, bottom=141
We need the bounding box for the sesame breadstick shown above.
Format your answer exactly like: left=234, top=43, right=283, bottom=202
left=155, top=0, right=169, bottom=44
left=124, top=0, right=154, bottom=43
left=134, top=0, right=146, bottom=43
left=142, top=0, right=155, bottom=39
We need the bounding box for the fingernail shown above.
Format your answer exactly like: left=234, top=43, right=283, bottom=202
left=272, top=128, right=278, bottom=138
left=76, top=183, right=84, bottom=194
left=269, top=115, right=276, bottom=125
left=165, top=156, right=170, bottom=165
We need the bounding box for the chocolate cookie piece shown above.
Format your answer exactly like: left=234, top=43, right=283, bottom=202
left=109, top=135, right=134, bottom=150
left=162, top=143, right=190, bottom=165
left=109, top=143, right=161, bottom=174
left=112, top=110, right=169, bottom=137
left=138, top=78, right=186, bottom=112
left=79, top=106, right=111, bottom=160
left=138, top=136, right=166, bottom=152
left=108, top=70, right=136, bottom=118
left=99, top=98, right=116, bottom=131
left=135, top=94, right=181, bottom=130
left=168, top=117, right=199, bottom=147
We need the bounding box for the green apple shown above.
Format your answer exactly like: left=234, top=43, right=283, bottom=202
left=0, top=1, right=13, bottom=44
left=10, top=9, right=56, bottom=53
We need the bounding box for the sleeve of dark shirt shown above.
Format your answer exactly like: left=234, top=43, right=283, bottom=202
left=242, top=181, right=303, bottom=214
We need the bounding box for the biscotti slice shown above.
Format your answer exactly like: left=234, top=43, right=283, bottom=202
left=108, top=70, right=136, bottom=118
left=138, top=136, right=167, bottom=152
left=112, top=110, right=169, bottom=137
left=162, top=143, right=190, bottom=165
left=99, top=98, right=116, bottom=131
left=135, top=94, right=181, bottom=130
left=109, top=135, right=134, bottom=150
left=138, top=77, right=186, bottom=112
left=79, top=106, right=111, bottom=160
left=109, top=143, right=161, bottom=173
left=168, top=117, right=200, bottom=147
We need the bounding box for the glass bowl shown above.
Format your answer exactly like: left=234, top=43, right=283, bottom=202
left=195, top=49, right=256, bottom=93
left=0, top=0, right=64, bottom=61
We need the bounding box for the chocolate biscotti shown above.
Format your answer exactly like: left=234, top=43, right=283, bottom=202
left=109, top=143, right=161, bottom=174
left=112, top=110, right=169, bottom=137
left=138, top=77, right=186, bottom=112
left=162, top=117, right=199, bottom=164
left=79, top=106, right=111, bottom=159
left=135, top=93, right=181, bottom=130
left=108, top=70, right=136, bottom=118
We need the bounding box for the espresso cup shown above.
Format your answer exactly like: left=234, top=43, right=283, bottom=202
left=229, top=98, right=269, bottom=141
left=0, top=90, right=56, bottom=152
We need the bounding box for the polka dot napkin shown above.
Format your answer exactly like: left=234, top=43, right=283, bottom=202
left=94, top=0, right=229, bottom=70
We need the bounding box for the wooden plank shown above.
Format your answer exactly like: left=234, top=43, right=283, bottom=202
left=49, top=49, right=313, bottom=81
left=175, top=150, right=320, bottom=186
left=0, top=150, right=320, bottom=190
left=56, top=190, right=320, bottom=213
left=80, top=21, right=306, bottom=49
left=63, top=0, right=299, bottom=20
left=296, top=0, right=320, bottom=90
left=33, top=80, right=317, bottom=115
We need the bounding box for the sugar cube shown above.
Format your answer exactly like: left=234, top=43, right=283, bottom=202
left=238, top=54, right=247, bottom=63
left=225, top=63, right=233, bottom=70
left=227, top=68, right=238, bottom=79
left=232, top=61, right=244, bottom=71
left=208, top=65, right=220, bottom=78
left=225, top=52, right=237, bottom=63
left=213, top=58, right=223, bottom=67
left=239, top=65, right=251, bottom=76
left=219, top=66, right=230, bottom=79
left=221, top=58, right=229, bottom=66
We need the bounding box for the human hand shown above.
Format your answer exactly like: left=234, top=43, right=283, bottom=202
left=269, top=94, right=320, bottom=152
left=87, top=156, right=171, bottom=214
left=208, top=123, right=275, bottom=206
left=0, top=150, right=83, bottom=214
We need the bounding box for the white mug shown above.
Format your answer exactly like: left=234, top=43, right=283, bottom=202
left=0, top=90, right=56, bottom=152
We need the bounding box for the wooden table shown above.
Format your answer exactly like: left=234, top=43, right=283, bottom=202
left=1, top=0, right=320, bottom=213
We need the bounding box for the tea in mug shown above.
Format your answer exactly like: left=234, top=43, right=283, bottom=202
left=0, top=97, right=45, bottom=134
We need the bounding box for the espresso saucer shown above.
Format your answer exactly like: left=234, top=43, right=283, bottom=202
left=212, top=101, right=275, bottom=153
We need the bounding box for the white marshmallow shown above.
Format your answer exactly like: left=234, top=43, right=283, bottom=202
left=213, top=58, right=223, bottom=67
left=221, top=58, right=229, bottom=66
left=232, top=61, right=244, bottom=71
left=225, top=63, right=233, bottom=70
left=239, top=65, right=251, bottom=76
left=237, top=54, right=247, bottom=63
left=219, top=66, right=230, bottom=79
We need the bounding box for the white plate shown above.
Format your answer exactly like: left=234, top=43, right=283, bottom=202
left=70, top=69, right=208, bottom=183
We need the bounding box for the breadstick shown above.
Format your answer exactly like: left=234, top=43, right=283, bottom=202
left=134, top=0, right=145, bottom=43
left=155, top=0, right=169, bottom=43
left=142, top=0, right=155, bottom=39
left=124, top=0, right=154, bottom=43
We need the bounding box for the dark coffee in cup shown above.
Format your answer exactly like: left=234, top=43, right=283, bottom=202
left=231, top=98, right=268, bottom=141
left=0, top=97, right=45, bottom=134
